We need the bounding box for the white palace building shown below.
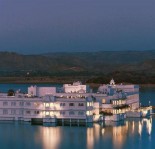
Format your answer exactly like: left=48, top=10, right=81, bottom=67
left=0, top=79, right=151, bottom=124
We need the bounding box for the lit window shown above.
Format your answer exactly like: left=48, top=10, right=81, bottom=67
left=45, top=103, right=50, bottom=107
left=102, top=99, right=106, bottom=104
left=34, top=102, right=40, bottom=107
left=46, top=111, right=49, bottom=115
left=86, top=111, right=91, bottom=115
left=87, top=102, right=90, bottom=107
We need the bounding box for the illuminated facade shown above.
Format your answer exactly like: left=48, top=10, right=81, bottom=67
left=0, top=80, right=151, bottom=123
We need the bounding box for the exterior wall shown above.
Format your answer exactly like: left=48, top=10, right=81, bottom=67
left=103, top=113, right=126, bottom=121
left=126, top=94, right=139, bottom=109
left=98, top=83, right=139, bottom=95
left=0, top=97, right=43, bottom=121
left=0, top=80, right=142, bottom=122
left=102, top=104, right=113, bottom=109
left=0, top=94, right=93, bottom=122
left=126, top=111, right=141, bottom=117
left=43, top=96, right=93, bottom=120
left=37, top=87, right=56, bottom=97
left=28, top=86, right=56, bottom=97
left=28, top=86, right=37, bottom=96
left=63, top=84, right=87, bottom=93
left=115, top=85, right=139, bottom=93
left=93, top=102, right=100, bottom=115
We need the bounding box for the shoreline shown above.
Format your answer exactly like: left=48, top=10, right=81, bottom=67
left=0, top=77, right=155, bottom=87
left=0, top=79, right=155, bottom=87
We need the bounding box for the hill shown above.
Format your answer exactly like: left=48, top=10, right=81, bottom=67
left=0, top=51, right=155, bottom=83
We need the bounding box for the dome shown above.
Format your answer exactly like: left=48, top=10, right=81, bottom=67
left=110, top=78, right=115, bottom=85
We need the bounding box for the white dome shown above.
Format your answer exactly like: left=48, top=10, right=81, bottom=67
left=110, top=79, right=115, bottom=85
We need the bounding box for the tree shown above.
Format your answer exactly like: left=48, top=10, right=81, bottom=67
left=7, top=89, right=15, bottom=96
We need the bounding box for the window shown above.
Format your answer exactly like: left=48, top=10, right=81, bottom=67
left=26, top=102, right=31, bottom=106
left=45, top=112, right=50, bottom=116
left=11, top=102, right=16, bottom=106
left=26, top=111, right=31, bottom=114
left=3, top=102, right=8, bottom=106
left=34, top=111, right=40, bottom=114
left=34, top=102, right=40, bottom=107
left=102, top=99, right=106, bottom=104
left=19, top=102, right=24, bottom=106
left=3, top=109, right=8, bottom=115
left=45, top=103, right=50, bottom=107
left=78, top=103, right=84, bottom=106
left=78, top=111, right=84, bottom=115
left=69, top=103, right=74, bottom=106
left=19, top=110, right=24, bottom=115
left=69, top=111, right=75, bottom=115
left=60, top=103, right=65, bottom=106
left=11, top=109, right=16, bottom=115
left=60, top=111, right=65, bottom=115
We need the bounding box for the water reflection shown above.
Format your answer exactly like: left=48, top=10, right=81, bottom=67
left=33, top=126, right=62, bottom=149
left=112, top=124, right=128, bottom=149
left=31, top=117, right=153, bottom=149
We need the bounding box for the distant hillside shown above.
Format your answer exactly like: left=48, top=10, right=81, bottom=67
left=43, top=50, right=155, bottom=64
left=0, top=51, right=155, bottom=83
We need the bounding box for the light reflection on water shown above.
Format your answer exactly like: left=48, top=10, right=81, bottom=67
left=33, top=117, right=153, bottom=149
left=0, top=118, right=154, bottom=149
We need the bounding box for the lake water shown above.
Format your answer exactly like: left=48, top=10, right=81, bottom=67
left=0, top=84, right=155, bottom=149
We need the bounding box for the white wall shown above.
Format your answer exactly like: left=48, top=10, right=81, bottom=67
left=63, top=84, right=87, bottom=93
left=28, top=86, right=56, bottom=97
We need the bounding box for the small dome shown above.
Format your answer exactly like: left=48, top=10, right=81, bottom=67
left=110, top=78, right=115, bottom=85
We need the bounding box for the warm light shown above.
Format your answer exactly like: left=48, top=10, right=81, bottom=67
left=87, top=127, right=94, bottom=149
left=113, top=125, right=127, bottom=149
left=138, top=121, right=142, bottom=136
left=87, top=102, right=89, bottom=106
left=86, top=111, right=90, bottom=115
left=50, top=111, right=54, bottom=116
left=50, top=103, right=54, bottom=107
left=143, top=110, right=148, bottom=115
left=46, top=103, right=50, bottom=107
left=34, top=102, right=40, bottom=107
left=132, top=121, right=135, bottom=133
left=39, top=127, right=61, bottom=149
left=145, top=118, right=152, bottom=135
left=102, top=129, right=105, bottom=135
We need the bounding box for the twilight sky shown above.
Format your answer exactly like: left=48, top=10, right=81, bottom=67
left=0, top=0, right=155, bottom=54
